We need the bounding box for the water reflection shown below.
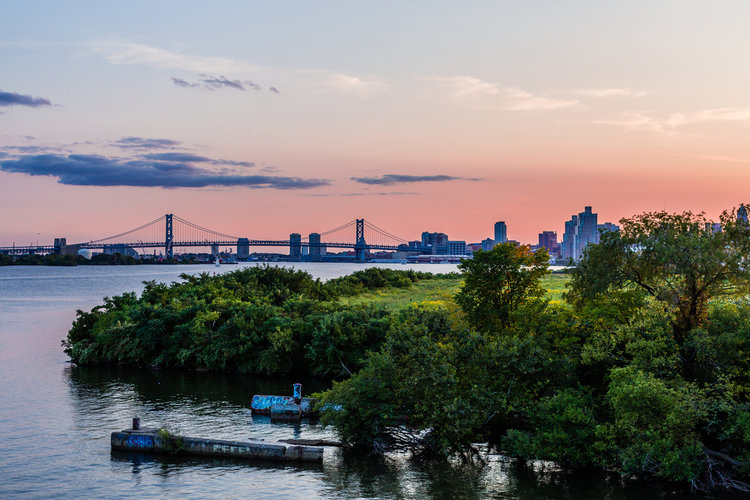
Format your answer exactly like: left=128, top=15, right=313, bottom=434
left=63, top=365, right=712, bottom=499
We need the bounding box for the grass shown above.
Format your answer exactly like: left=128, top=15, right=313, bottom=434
left=339, top=272, right=572, bottom=311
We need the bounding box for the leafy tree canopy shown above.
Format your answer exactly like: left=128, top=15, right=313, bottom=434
left=455, top=242, right=549, bottom=330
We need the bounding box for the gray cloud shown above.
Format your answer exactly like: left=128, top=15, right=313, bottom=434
left=142, top=152, right=254, bottom=167
left=0, top=153, right=329, bottom=189
left=113, top=137, right=182, bottom=150
left=171, top=75, right=269, bottom=92
left=201, top=74, right=244, bottom=90
left=351, top=174, right=480, bottom=185
left=269, top=87, right=280, bottom=94
left=171, top=77, right=199, bottom=88
left=308, top=191, right=416, bottom=197
left=0, top=90, right=52, bottom=107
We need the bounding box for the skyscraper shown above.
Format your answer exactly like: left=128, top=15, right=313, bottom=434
left=494, top=221, right=507, bottom=244
left=561, top=206, right=599, bottom=261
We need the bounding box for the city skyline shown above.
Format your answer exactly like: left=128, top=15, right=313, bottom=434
left=3, top=2, right=750, bottom=246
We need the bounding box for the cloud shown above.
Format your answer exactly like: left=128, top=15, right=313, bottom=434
left=697, top=154, right=748, bottom=163
left=575, top=88, right=646, bottom=98
left=0, top=90, right=53, bottom=107
left=171, top=77, right=199, bottom=88
left=171, top=75, right=265, bottom=92
left=201, top=74, right=244, bottom=91
left=597, top=107, right=750, bottom=135
left=269, top=87, right=280, bottom=94
left=142, top=152, right=254, bottom=167
left=308, top=191, right=416, bottom=197
left=113, top=137, right=182, bottom=150
left=351, top=174, right=480, bottom=185
left=323, top=73, right=389, bottom=97
left=92, top=41, right=261, bottom=74
left=0, top=154, right=327, bottom=189
left=431, top=76, right=577, bottom=111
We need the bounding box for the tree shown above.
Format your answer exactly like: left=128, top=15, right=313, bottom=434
left=568, top=208, right=750, bottom=345
left=455, top=243, right=549, bottom=330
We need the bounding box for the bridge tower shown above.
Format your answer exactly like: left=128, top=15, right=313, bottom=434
left=354, top=218, right=367, bottom=261
left=165, top=213, right=174, bottom=259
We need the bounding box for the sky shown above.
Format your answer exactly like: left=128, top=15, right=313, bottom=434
left=2, top=1, right=750, bottom=247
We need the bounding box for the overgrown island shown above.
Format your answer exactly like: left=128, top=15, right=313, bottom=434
left=63, top=208, right=750, bottom=493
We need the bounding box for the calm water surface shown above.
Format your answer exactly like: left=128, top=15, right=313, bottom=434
left=0, top=263, right=697, bottom=498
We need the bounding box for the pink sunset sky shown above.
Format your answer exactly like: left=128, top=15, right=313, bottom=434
left=2, top=1, right=750, bottom=247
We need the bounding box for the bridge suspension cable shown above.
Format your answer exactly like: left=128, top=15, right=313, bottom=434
left=172, top=215, right=240, bottom=241
left=87, top=215, right=166, bottom=244
left=318, top=220, right=357, bottom=237
left=363, top=220, right=408, bottom=244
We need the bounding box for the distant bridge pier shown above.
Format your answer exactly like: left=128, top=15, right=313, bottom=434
left=289, top=233, right=302, bottom=261
left=308, top=233, right=321, bottom=262
left=354, top=219, right=367, bottom=262
left=165, top=213, right=174, bottom=259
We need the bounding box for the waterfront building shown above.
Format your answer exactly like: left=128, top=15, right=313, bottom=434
left=538, top=231, right=559, bottom=258
left=561, top=206, right=598, bottom=261
left=494, top=221, right=507, bottom=244
left=447, top=240, right=466, bottom=255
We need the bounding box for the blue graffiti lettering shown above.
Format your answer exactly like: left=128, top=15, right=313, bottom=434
left=127, top=434, right=154, bottom=449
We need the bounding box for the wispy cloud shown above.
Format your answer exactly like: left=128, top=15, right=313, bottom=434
left=307, top=191, right=416, bottom=197
left=575, top=88, right=646, bottom=98
left=171, top=75, right=265, bottom=92
left=269, top=87, right=280, bottom=94
left=171, top=77, right=199, bottom=89
left=598, top=107, right=750, bottom=135
left=322, top=73, right=389, bottom=97
left=142, top=152, right=253, bottom=167
left=0, top=90, right=53, bottom=107
left=112, top=137, right=182, bottom=150
left=351, top=174, right=480, bottom=185
left=92, top=41, right=261, bottom=74
left=0, top=154, right=329, bottom=189
left=697, top=154, right=749, bottom=163
left=431, top=76, right=578, bottom=111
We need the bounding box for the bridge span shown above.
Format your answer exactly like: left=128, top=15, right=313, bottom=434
left=0, top=214, right=408, bottom=262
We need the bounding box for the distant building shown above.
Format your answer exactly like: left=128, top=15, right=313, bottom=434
left=447, top=240, right=466, bottom=255
left=562, top=206, right=599, bottom=261
left=481, top=238, right=495, bottom=251
left=739, top=204, right=748, bottom=223
left=494, top=221, right=507, bottom=244
left=598, top=222, right=619, bottom=234
left=538, top=231, right=559, bottom=258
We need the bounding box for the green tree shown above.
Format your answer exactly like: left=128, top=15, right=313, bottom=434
left=568, top=208, right=750, bottom=345
left=455, top=243, right=549, bottom=330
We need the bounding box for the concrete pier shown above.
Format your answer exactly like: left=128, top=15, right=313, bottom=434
left=251, top=383, right=318, bottom=419
left=111, top=427, right=323, bottom=462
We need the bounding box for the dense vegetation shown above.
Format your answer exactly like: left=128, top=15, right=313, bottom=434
left=1, top=252, right=143, bottom=266
left=318, top=209, right=750, bottom=493
left=64, top=208, right=750, bottom=492
left=63, top=267, right=455, bottom=377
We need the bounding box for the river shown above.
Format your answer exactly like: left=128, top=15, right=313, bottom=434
left=0, top=263, right=692, bottom=498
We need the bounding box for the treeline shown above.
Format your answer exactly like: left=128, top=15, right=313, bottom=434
left=63, top=267, right=455, bottom=377
left=0, top=253, right=205, bottom=266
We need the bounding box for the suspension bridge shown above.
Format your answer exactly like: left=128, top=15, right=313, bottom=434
left=0, top=214, right=410, bottom=261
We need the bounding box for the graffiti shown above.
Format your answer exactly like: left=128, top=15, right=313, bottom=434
left=126, top=434, right=154, bottom=449
left=293, top=383, right=302, bottom=400
left=251, top=395, right=292, bottom=411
